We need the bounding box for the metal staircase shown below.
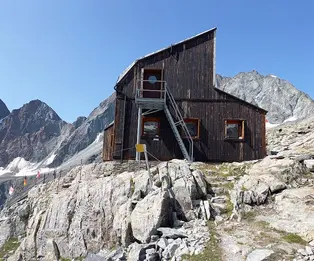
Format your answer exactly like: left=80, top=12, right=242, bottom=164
left=135, top=80, right=193, bottom=162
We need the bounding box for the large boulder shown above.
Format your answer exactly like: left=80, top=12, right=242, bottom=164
left=304, top=159, right=314, bottom=172
left=246, top=249, right=274, bottom=261
left=131, top=189, right=172, bottom=243
left=161, top=160, right=208, bottom=221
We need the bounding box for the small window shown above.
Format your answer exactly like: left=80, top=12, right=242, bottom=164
left=182, top=118, right=200, bottom=139
left=225, top=120, right=245, bottom=140
left=142, top=117, right=160, bottom=136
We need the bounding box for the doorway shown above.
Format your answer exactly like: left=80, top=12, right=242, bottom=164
left=142, top=69, right=163, bottom=98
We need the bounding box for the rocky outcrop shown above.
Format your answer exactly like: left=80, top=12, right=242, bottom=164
left=295, top=242, right=314, bottom=261
left=0, top=99, right=10, bottom=120
left=217, top=71, right=314, bottom=124
left=266, top=116, right=314, bottom=157
left=0, top=160, right=215, bottom=260
left=233, top=156, right=311, bottom=206
left=258, top=187, right=314, bottom=242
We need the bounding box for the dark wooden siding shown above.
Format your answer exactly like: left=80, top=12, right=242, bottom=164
left=119, top=96, right=266, bottom=162
left=103, top=124, right=114, bottom=161
left=111, top=29, right=267, bottom=162
left=119, top=30, right=216, bottom=100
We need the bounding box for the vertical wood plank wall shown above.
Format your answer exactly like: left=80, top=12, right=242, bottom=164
left=112, top=30, right=267, bottom=162
left=103, top=125, right=114, bottom=161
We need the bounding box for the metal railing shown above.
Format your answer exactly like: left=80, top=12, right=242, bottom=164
left=135, top=79, right=167, bottom=101
left=135, top=80, right=194, bottom=162
left=164, top=82, right=193, bottom=162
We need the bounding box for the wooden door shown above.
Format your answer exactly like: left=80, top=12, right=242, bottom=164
left=142, top=69, right=163, bottom=98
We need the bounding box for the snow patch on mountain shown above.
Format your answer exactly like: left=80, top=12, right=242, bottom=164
left=44, top=153, right=57, bottom=166
left=6, top=157, right=32, bottom=173
left=0, top=157, right=54, bottom=177
left=283, top=116, right=298, bottom=123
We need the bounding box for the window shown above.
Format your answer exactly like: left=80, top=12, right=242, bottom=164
left=142, top=117, right=160, bottom=136
left=148, top=75, right=158, bottom=84
left=182, top=118, right=200, bottom=139
left=225, top=120, right=245, bottom=140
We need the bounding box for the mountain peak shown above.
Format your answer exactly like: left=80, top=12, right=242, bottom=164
left=0, top=99, right=68, bottom=167
left=0, top=99, right=10, bottom=120
left=12, top=99, right=62, bottom=122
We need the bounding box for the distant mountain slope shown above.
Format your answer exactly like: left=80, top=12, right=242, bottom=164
left=0, top=100, right=71, bottom=167
left=216, top=71, right=314, bottom=124
left=0, top=99, right=10, bottom=120
left=48, top=93, right=115, bottom=167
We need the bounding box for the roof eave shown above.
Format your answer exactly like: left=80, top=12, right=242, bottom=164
left=214, top=87, right=268, bottom=113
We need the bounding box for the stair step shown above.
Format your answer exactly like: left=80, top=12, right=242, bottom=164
left=164, top=106, right=190, bottom=161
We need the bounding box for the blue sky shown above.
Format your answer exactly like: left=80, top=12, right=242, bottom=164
left=0, top=0, right=313, bottom=122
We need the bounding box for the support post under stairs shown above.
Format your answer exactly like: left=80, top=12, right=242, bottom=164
left=136, top=107, right=142, bottom=161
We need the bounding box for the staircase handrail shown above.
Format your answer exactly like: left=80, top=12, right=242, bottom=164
left=164, top=83, right=193, bottom=161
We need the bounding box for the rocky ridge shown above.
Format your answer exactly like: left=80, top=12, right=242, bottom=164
left=216, top=71, right=314, bottom=124
left=0, top=94, right=115, bottom=171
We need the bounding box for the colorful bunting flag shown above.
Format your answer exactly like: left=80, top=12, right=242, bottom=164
left=9, top=186, right=14, bottom=195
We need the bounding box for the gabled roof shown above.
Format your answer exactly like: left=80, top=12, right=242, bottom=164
left=214, top=87, right=268, bottom=113
left=115, top=27, right=217, bottom=86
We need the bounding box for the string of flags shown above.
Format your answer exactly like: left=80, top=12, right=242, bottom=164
left=9, top=186, right=14, bottom=195
left=8, top=171, right=42, bottom=196
left=7, top=169, right=62, bottom=196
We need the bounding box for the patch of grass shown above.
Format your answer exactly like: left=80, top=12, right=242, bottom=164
left=254, top=220, right=307, bottom=246
left=221, top=182, right=234, bottom=190
left=254, top=231, right=279, bottom=245
left=61, top=257, right=85, bottom=261
left=60, top=258, right=71, bottom=261
left=241, top=184, right=248, bottom=191
left=225, top=198, right=234, bottom=218
left=282, top=233, right=307, bottom=245
left=242, top=211, right=257, bottom=222
left=255, top=220, right=270, bottom=229
left=0, top=238, right=20, bottom=260
left=182, top=221, right=223, bottom=261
